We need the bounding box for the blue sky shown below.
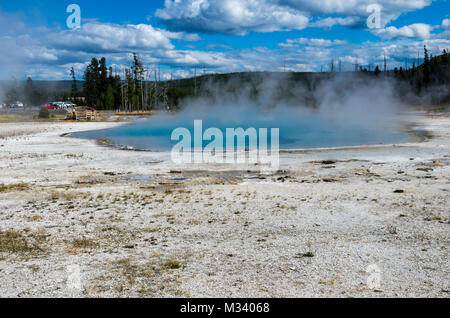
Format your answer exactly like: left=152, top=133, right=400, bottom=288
left=0, top=0, right=449, bottom=80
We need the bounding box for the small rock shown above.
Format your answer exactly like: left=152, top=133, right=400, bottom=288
left=393, top=189, right=404, bottom=193
left=417, top=167, right=433, bottom=172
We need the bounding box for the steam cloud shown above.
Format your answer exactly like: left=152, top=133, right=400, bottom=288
left=77, top=73, right=413, bottom=151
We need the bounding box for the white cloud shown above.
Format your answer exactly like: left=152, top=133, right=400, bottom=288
left=442, top=19, right=450, bottom=29
left=0, top=17, right=205, bottom=79
left=282, top=0, right=432, bottom=26
left=279, top=37, right=348, bottom=47
left=156, top=0, right=433, bottom=34
left=47, top=23, right=181, bottom=52
left=156, top=0, right=309, bottom=35
left=311, top=16, right=360, bottom=28
left=371, top=23, right=435, bottom=39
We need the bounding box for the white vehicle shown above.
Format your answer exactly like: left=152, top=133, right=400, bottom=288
left=64, top=102, right=76, bottom=108
left=10, top=101, right=24, bottom=108
left=52, top=102, right=64, bottom=109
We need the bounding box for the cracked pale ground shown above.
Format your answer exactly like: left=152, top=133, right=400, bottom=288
left=0, top=114, right=448, bottom=297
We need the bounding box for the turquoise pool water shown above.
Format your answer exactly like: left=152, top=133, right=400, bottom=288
left=71, top=111, right=410, bottom=151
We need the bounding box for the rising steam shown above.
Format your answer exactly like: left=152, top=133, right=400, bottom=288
left=73, top=72, right=412, bottom=150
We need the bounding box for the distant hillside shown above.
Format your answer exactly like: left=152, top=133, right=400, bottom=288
left=0, top=80, right=76, bottom=92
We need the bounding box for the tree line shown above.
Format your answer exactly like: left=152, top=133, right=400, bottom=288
left=2, top=47, right=449, bottom=108
left=82, top=53, right=185, bottom=111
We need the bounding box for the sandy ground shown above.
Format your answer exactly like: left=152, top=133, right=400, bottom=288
left=0, top=115, right=448, bottom=298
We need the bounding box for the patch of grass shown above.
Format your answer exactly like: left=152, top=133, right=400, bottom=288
left=27, top=215, right=43, bottom=222
left=424, top=215, right=444, bottom=222
left=0, top=230, right=44, bottom=254
left=48, top=190, right=81, bottom=201
left=0, top=182, right=29, bottom=193
left=106, top=256, right=185, bottom=297
left=164, top=259, right=182, bottom=269
left=0, top=114, right=37, bottom=123
left=72, top=238, right=98, bottom=249
left=112, top=258, right=144, bottom=285
left=94, top=225, right=136, bottom=247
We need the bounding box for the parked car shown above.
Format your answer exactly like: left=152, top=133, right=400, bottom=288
left=10, top=101, right=24, bottom=108
left=50, top=102, right=63, bottom=109
left=42, top=103, right=57, bottom=110
left=49, top=101, right=76, bottom=109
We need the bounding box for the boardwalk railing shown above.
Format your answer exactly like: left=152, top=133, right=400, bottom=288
left=66, top=108, right=96, bottom=120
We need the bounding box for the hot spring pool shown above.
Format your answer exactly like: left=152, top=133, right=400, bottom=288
left=71, top=111, right=411, bottom=151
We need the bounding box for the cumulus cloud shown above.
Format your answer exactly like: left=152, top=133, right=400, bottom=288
left=311, top=16, right=361, bottom=28
left=0, top=17, right=205, bottom=79
left=45, top=23, right=198, bottom=53
left=156, top=0, right=433, bottom=34
left=279, top=37, right=347, bottom=48
left=156, top=0, right=309, bottom=35
left=371, top=23, right=435, bottom=39
left=442, top=19, right=450, bottom=29
left=282, top=0, right=430, bottom=14
left=282, top=0, right=432, bottom=26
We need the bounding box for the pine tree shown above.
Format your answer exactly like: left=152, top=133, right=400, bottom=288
left=423, top=46, right=431, bottom=85
left=105, top=85, right=115, bottom=109
left=70, top=67, right=78, bottom=98
left=374, top=66, right=381, bottom=76
left=97, top=58, right=108, bottom=109
left=24, top=77, right=34, bottom=106
left=84, top=58, right=100, bottom=107
left=424, top=45, right=429, bottom=63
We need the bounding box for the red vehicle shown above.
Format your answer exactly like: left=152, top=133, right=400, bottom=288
left=42, top=104, right=57, bottom=110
